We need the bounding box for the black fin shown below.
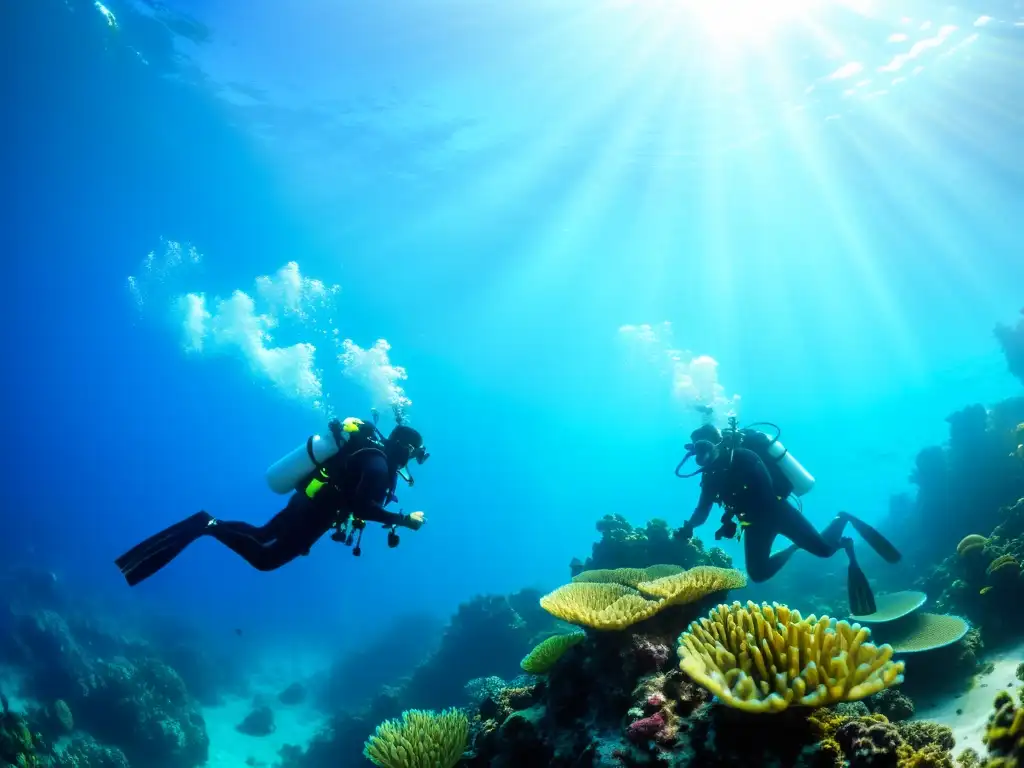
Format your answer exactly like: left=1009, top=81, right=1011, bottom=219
left=115, top=511, right=212, bottom=587
left=843, top=513, right=902, bottom=564
left=844, top=541, right=877, bottom=616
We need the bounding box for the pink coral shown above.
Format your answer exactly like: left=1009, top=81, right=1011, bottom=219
left=647, top=692, right=666, bottom=709
left=627, top=712, right=666, bottom=742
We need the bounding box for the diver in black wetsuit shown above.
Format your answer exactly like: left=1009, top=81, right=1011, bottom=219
left=115, top=417, right=429, bottom=587
left=675, top=421, right=901, bottom=615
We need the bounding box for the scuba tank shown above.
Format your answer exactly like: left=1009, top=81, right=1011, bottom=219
left=265, top=417, right=364, bottom=494
left=761, top=431, right=815, bottom=497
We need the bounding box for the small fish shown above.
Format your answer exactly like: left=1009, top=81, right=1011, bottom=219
left=235, top=628, right=243, bottom=636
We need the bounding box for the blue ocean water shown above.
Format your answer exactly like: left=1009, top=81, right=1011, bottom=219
left=3, top=0, right=1024, bottom=765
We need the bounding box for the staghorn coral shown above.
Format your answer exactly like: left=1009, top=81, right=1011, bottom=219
left=678, top=601, right=905, bottom=713
left=635, top=566, right=748, bottom=606
left=364, top=708, right=469, bottom=768
left=520, top=632, right=585, bottom=675
left=539, top=582, right=664, bottom=630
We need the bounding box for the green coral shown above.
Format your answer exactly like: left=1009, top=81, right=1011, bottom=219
left=364, top=708, right=469, bottom=768
left=521, top=632, right=585, bottom=674
left=0, top=694, right=45, bottom=768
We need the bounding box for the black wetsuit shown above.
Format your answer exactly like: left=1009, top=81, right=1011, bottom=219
left=115, top=446, right=411, bottom=586
left=692, top=447, right=845, bottom=583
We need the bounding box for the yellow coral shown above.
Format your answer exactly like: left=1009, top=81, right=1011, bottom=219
left=982, top=690, right=1024, bottom=768
left=521, top=631, right=585, bottom=674
left=572, top=568, right=652, bottom=588
left=677, top=601, right=905, bottom=713
left=987, top=555, right=1021, bottom=578
left=636, top=566, right=748, bottom=606
left=364, top=708, right=469, bottom=768
left=572, top=564, right=684, bottom=588
left=539, top=582, right=664, bottom=630
left=956, top=535, right=988, bottom=557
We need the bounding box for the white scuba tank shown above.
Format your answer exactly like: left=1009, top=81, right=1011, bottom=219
left=265, top=419, right=358, bottom=495
left=764, top=437, right=816, bottom=497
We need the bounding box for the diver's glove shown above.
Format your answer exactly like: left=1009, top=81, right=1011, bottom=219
left=400, top=511, right=426, bottom=531
left=714, top=519, right=738, bottom=540
left=675, top=520, right=695, bottom=541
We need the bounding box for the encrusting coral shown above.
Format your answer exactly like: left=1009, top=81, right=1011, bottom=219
left=520, top=632, right=585, bottom=675
left=677, top=601, right=905, bottom=713
left=363, top=707, right=469, bottom=768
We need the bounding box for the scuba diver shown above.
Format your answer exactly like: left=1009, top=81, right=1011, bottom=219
left=674, top=418, right=901, bottom=616
left=115, top=409, right=430, bottom=587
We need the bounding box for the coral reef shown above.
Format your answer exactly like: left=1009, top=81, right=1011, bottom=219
left=921, top=498, right=1024, bottom=649
left=571, top=515, right=733, bottom=576
left=283, top=590, right=558, bottom=766
left=458, top=596, right=956, bottom=768
left=896, top=398, right=1024, bottom=571
left=0, top=581, right=211, bottom=768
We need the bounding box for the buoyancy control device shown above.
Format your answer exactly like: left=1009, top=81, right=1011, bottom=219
left=675, top=417, right=816, bottom=498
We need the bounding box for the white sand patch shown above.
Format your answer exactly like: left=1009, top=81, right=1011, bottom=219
left=203, top=693, right=326, bottom=768
left=915, top=640, right=1024, bottom=759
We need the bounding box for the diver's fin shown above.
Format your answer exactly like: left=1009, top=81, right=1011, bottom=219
left=844, top=541, right=877, bottom=616
left=841, top=512, right=902, bottom=564
left=114, top=511, right=212, bottom=587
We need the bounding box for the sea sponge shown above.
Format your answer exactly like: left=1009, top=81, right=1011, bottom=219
left=957, top=535, right=989, bottom=557
left=572, top=564, right=684, bottom=588
left=539, top=582, right=664, bottom=630
left=636, top=566, right=748, bottom=606
left=677, top=601, right=905, bottom=713
left=521, top=632, right=585, bottom=674
left=363, top=708, right=469, bottom=768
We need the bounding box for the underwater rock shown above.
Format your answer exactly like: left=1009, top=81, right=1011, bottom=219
left=52, top=736, right=131, bottom=768
left=277, top=682, right=306, bottom=706
left=236, top=704, right=275, bottom=736
left=994, top=308, right=1024, bottom=386
left=76, top=655, right=209, bottom=768
left=869, top=689, right=916, bottom=722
